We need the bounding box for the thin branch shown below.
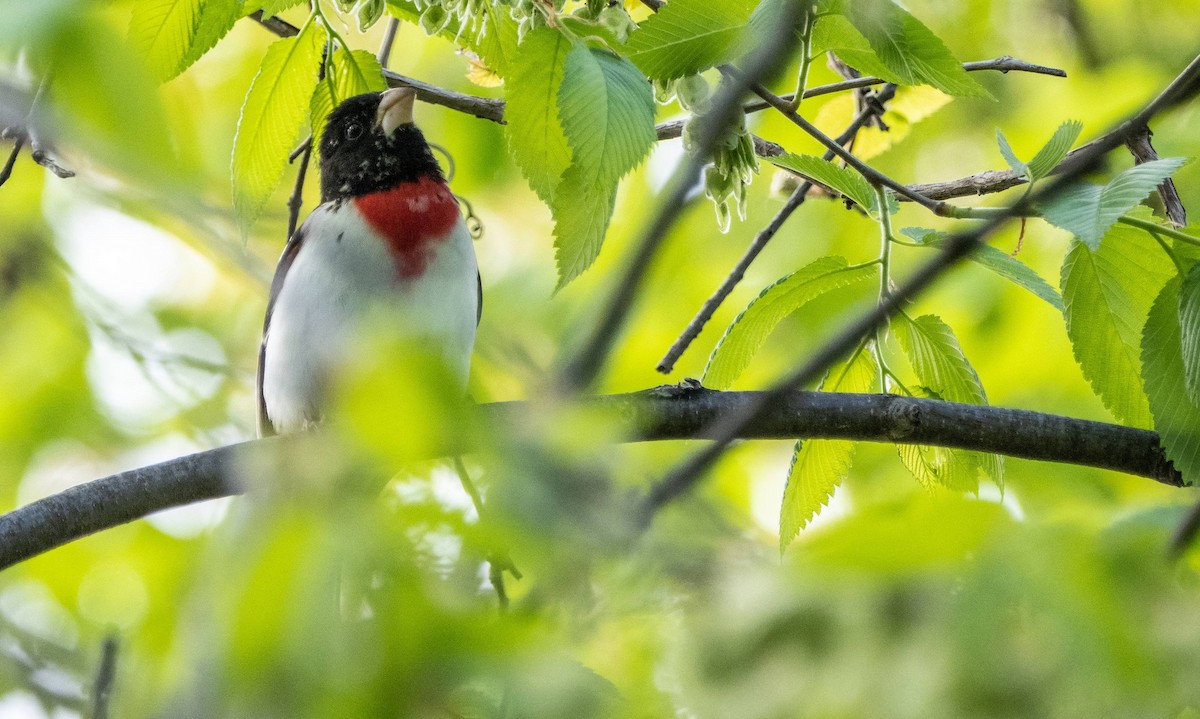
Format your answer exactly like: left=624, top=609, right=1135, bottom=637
left=250, top=9, right=300, bottom=37
left=382, top=69, right=505, bottom=123
left=0, top=388, right=1183, bottom=573
left=654, top=56, right=1067, bottom=142
left=287, top=138, right=313, bottom=241
left=89, top=636, right=118, bottom=719
left=1, top=77, right=74, bottom=184
left=557, top=3, right=806, bottom=391
left=1124, top=123, right=1188, bottom=226
left=377, top=16, right=401, bottom=66
left=640, top=50, right=1200, bottom=526
left=656, top=84, right=899, bottom=374
left=736, top=69, right=950, bottom=214
left=0, top=134, right=23, bottom=187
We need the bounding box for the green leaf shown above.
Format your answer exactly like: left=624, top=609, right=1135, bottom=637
left=128, top=0, right=203, bottom=81
left=809, top=13, right=900, bottom=82
left=1041, top=157, right=1189, bottom=249
left=846, top=0, right=990, bottom=98
left=1060, top=213, right=1174, bottom=427
left=893, top=315, right=998, bottom=490
left=1178, top=264, right=1200, bottom=405
left=623, top=0, right=758, bottom=80
left=551, top=46, right=655, bottom=288
left=178, top=0, right=244, bottom=75
left=1026, top=120, right=1083, bottom=181
left=232, top=19, right=324, bottom=231
left=311, top=47, right=387, bottom=142
left=893, top=313, right=986, bottom=405
left=249, top=0, right=305, bottom=16
left=505, top=27, right=573, bottom=204
left=995, top=129, right=1027, bottom=179
left=1143, top=278, right=1200, bottom=485
left=903, top=227, right=1063, bottom=310
left=780, top=348, right=878, bottom=552
left=770, top=153, right=876, bottom=213
left=704, top=256, right=877, bottom=389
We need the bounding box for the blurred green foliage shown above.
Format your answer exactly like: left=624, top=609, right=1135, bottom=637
left=1, top=0, right=1199, bottom=717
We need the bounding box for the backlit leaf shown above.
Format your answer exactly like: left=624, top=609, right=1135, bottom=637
left=780, top=348, right=878, bottom=552
left=232, top=19, right=324, bottom=231
left=770, top=153, right=876, bottom=213
left=1060, top=212, right=1174, bottom=426
left=1178, top=263, right=1200, bottom=404
left=1142, top=278, right=1200, bottom=485
left=1041, top=157, right=1189, bottom=249
left=505, top=27, right=572, bottom=204
left=1026, top=120, right=1083, bottom=181
left=704, top=256, right=877, bottom=389
left=623, top=0, right=758, bottom=80
left=128, top=0, right=203, bottom=81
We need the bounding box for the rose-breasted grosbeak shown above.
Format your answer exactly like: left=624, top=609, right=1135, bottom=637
left=256, top=88, right=480, bottom=436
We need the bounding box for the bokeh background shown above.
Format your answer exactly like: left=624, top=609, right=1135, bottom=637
left=1, top=0, right=1200, bottom=716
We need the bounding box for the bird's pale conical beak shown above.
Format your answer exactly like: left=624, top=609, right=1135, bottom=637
left=376, top=87, right=416, bottom=136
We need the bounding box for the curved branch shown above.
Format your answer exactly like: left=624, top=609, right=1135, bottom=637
left=0, top=389, right=1181, bottom=573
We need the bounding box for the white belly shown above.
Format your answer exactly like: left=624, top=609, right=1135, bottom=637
left=261, top=202, right=478, bottom=433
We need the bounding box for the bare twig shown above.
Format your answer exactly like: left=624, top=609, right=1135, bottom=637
left=0, top=388, right=1184, bottom=573
left=287, top=138, right=313, bottom=241
left=640, top=0, right=664, bottom=10
left=557, top=2, right=806, bottom=391
left=0, top=134, right=23, bottom=187
left=377, top=17, right=401, bottom=66
left=383, top=69, right=505, bottom=123
left=89, top=636, right=118, bottom=719
left=250, top=9, right=300, bottom=37
left=1, top=77, right=74, bottom=184
left=736, top=69, right=951, bottom=215
left=654, top=56, right=1067, bottom=143
left=1125, top=123, right=1187, bottom=226
left=641, top=51, right=1200, bottom=527
left=656, top=84, right=899, bottom=374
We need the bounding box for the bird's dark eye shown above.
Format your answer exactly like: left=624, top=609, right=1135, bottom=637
left=345, top=123, right=364, bottom=140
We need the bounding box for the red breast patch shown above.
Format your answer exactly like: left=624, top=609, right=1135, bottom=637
left=353, top=176, right=461, bottom=279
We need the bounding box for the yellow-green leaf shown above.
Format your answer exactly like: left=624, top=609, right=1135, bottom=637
left=128, top=0, right=203, bottom=81
left=232, top=19, right=324, bottom=231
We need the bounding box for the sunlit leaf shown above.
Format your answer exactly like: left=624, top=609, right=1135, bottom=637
left=996, top=129, right=1027, bottom=179
left=1178, top=263, right=1200, bottom=405
left=1041, top=157, right=1189, bottom=249
left=1060, top=212, right=1174, bottom=427
left=310, top=46, right=386, bottom=142
left=178, top=0, right=244, bottom=75
left=902, top=227, right=1063, bottom=310
left=128, top=0, right=203, bottom=81
left=770, top=153, right=876, bottom=213
left=809, top=12, right=899, bottom=81
left=1142, top=278, right=1200, bottom=486
left=846, top=0, right=991, bottom=98
left=1026, top=119, right=1083, bottom=181
left=704, top=256, right=877, bottom=389
left=780, top=348, right=877, bottom=552
left=231, top=19, right=324, bottom=231
left=551, top=45, right=655, bottom=288
left=623, top=0, right=758, bottom=80
left=505, top=27, right=572, bottom=204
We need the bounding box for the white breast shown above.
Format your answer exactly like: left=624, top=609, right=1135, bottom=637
left=261, top=202, right=478, bottom=433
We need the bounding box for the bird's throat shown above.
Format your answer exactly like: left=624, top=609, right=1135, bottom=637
left=353, top=177, right=461, bottom=279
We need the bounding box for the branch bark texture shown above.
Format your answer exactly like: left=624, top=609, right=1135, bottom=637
left=0, top=389, right=1182, bottom=573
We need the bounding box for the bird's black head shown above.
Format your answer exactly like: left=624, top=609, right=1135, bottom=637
left=318, top=89, right=444, bottom=203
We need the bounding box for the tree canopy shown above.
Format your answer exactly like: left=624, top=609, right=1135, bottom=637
left=1, top=0, right=1200, bottom=716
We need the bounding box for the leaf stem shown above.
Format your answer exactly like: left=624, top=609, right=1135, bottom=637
left=1118, top=213, right=1200, bottom=247
left=874, top=184, right=895, bottom=391
left=1148, top=228, right=1188, bottom=275
left=787, top=8, right=818, bottom=112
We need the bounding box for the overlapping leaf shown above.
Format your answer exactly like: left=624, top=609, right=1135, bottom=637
left=780, top=348, right=878, bottom=552
left=845, top=0, right=990, bottom=98
left=128, top=0, right=203, bottom=81
left=505, top=28, right=573, bottom=204
left=704, top=256, right=877, bottom=389
left=1142, top=278, right=1200, bottom=485
left=1041, top=157, right=1188, bottom=249
left=1059, top=212, right=1174, bottom=427
left=902, top=227, right=1063, bottom=310
left=232, top=20, right=324, bottom=231
left=1178, top=264, right=1200, bottom=404
left=551, top=45, right=655, bottom=288
left=893, top=313, right=1002, bottom=490
left=623, top=0, right=758, bottom=80
left=770, top=154, right=876, bottom=213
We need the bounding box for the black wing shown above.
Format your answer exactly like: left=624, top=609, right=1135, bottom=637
left=256, top=223, right=308, bottom=438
